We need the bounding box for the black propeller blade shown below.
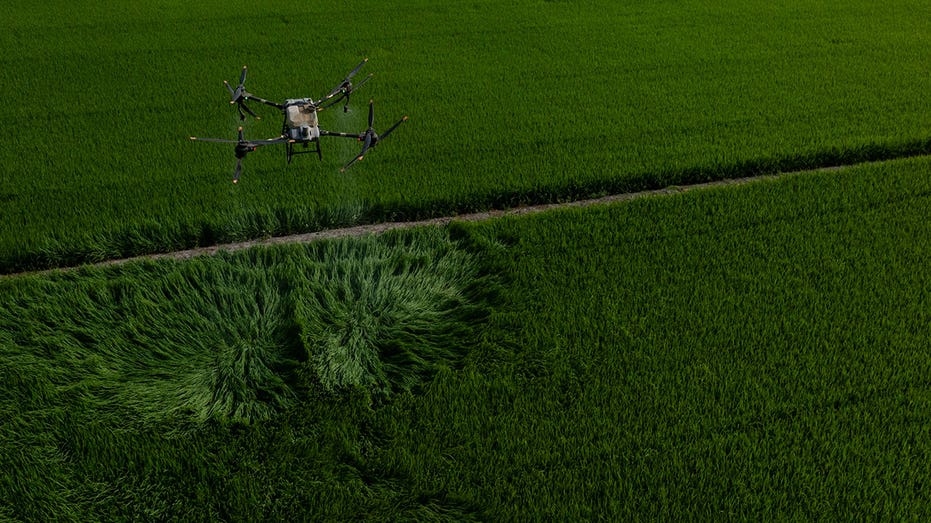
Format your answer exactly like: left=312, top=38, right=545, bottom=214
left=321, top=58, right=373, bottom=112
left=224, top=66, right=261, bottom=121
left=380, top=115, right=409, bottom=141
left=224, top=66, right=247, bottom=104
left=190, top=126, right=289, bottom=183
left=234, top=158, right=243, bottom=184
left=238, top=102, right=258, bottom=120
left=346, top=58, right=367, bottom=81
left=340, top=153, right=364, bottom=172
left=359, top=132, right=374, bottom=159
left=340, top=100, right=408, bottom=172
left=327, top=58, right=367, bottom=97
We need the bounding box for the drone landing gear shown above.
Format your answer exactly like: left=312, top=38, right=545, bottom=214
left=287, top=140, right=322, bottom=164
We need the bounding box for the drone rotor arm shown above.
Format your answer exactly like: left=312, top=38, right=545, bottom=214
left=319, top=130, right=362, bottom=139
left=190, top=136, right=239, bottom=144
left=242, top=136, right=290, bottom=148
left=321, top=85, right=348, bottom=104
left=324, top=83, right=345, bottom=99
left=319, top=94, right=348, bottom=111
left=244, top=93, right=283, bottom=109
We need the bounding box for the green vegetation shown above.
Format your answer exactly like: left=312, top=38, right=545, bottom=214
left=4, top=0, right=931, bottom=519
left=4, top=157, right=931, bottom=519
left=2, top=0, right=931, bottom=271
left=0, top=230, right=494, bottom=520
left=449, top=155, right=931, bottom=518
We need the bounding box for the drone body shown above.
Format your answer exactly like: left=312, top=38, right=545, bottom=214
left=190, top=59, right=407, bottom=182
left=283, top=99, right=320, bottom=141
left=281, top=99, right=322, bottom=162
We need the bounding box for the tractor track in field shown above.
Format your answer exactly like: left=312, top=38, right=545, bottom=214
left=0, top=159, right=902, bottom=279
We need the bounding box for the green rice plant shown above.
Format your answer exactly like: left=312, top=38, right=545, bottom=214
left=0, top=228, right=497, bottom=520
left=0, top=259, right=298, bottom=426
left=2, top=0, right=931, bottom=271
left=434, top=155, right=931, bottom=519
left=115, top=261, right=298, bottom=424
left=291, top=230, right=491, bottom=395
left=7, top=157, right=931, bottom=519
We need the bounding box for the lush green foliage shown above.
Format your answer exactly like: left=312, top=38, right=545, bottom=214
left=2, top=0, right=931, bottom=271
left=4, top=157, right=931, bottom=519
left=0, top=230, right=493, bottom=520
left=447, top=155, right=931, bottom=519
left=291, top=236, right=489, bottom=395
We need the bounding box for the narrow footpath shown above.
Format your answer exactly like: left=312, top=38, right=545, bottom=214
left=0, top=159, right=906, bottom=278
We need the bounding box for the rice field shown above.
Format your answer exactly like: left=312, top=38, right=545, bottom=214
left=4, top=157, right=931, bottom=519
left=5, top=0, right=931, bottom=519
left=0, top=230, right=497, bottom=520
left=2, top=0, right=931, bottom=272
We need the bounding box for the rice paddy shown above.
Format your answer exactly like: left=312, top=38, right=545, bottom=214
left=1, top=0, right=930, bottom=272
left=3, top=158, right=931, bottom=518
left=4, top=0, right=931, bottom=519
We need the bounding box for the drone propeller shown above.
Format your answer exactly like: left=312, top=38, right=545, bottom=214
left=379, top=114, right=408, bottom=141
left=190, top=126, right=289, bottom=183
left=224, top=66, right=247, bottom=104
left=321, top=58, right=373, bottom=112
left=340, top=100, right=408, bottom=172
left=238, top=101, right=258, bottom=120
left=234, top=158, right=243, bottom=183
left=223, top=66, right=262, bottom=121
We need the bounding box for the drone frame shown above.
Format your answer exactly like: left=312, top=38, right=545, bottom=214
left=190, top=59, right=407, bottom=182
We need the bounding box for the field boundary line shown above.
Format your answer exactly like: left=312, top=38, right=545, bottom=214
left=0, top=157, right=918, bottom=278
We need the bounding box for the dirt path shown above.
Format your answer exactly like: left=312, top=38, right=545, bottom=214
left=0, top=160, right=892, bottom=278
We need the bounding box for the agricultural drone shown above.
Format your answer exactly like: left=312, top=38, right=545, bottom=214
left=190, top=59, right=407, bottom=183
